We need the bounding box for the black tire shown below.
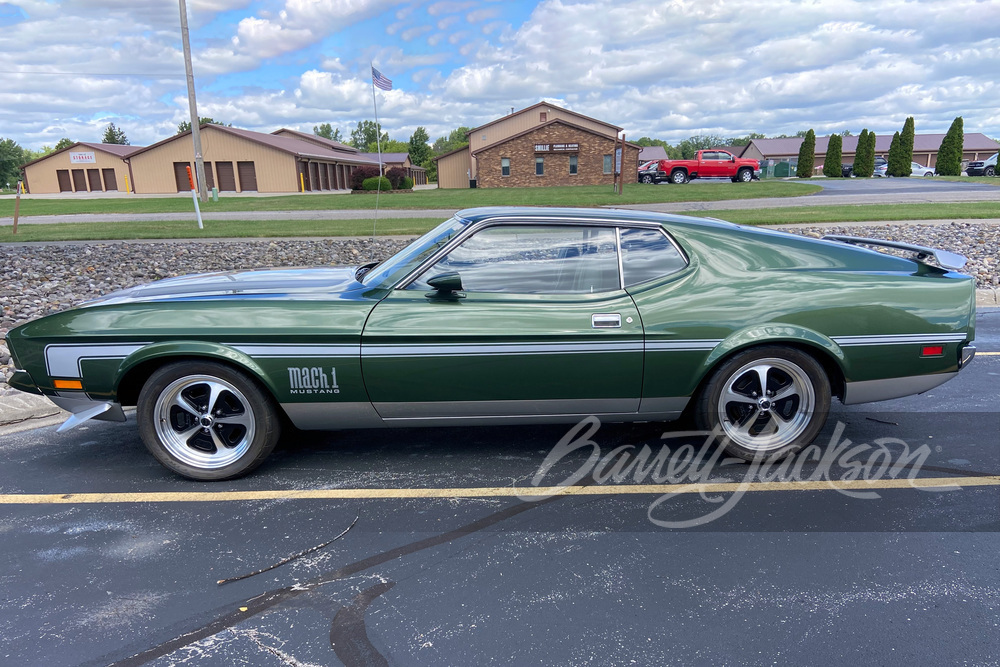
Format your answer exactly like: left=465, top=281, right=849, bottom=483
left=694, top=346, right=831, bottom=462
left=737, top=168, right=753, bottom=182
left=986, top=166, right=996, bottom=177
left=641, top=174, right=654, bottom=184
left=137, top=360, right=281, bottom=480
left=671, top=169, right=688, bottom=184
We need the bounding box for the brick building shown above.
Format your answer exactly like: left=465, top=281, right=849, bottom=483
left=435, top=102, right=638, bottom=188
left=475, top=120, right=639, bottom=188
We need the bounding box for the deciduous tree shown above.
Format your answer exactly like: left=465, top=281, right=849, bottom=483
left=177, top=117, right=229, bottom=133
left=54, top=137, right=74, bottom=151
left=313, top=123, right=343, bottom=142
left=350, top=120, right=388, bottom=149
left=0, top=137, right=26, bottom=188
left=408, top=126, right=431, bottom=166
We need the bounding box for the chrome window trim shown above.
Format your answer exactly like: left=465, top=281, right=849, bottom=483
left=394, top=215, right=689, bottom=291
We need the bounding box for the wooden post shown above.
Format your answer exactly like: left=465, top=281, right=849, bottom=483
left=12, top=181, right=22, bottom=235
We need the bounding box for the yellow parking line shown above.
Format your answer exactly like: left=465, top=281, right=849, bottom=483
left=1, top=476, right=998, bottom=504
left=979, top=351, right=1000, bottom=356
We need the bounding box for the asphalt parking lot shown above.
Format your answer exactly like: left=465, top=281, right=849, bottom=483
left=1, top=311, right=998, bottom=666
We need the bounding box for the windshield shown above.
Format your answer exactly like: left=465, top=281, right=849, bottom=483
left=361, top=216, right=469, bottom=288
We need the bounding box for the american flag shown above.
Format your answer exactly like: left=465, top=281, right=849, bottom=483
left=371, top=67, right=392, bottom=91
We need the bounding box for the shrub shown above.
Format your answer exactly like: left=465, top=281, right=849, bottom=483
left=887, top=131, right=904, bottom=176
left=853, top=129, right=875, bottom=177
left=362, top=176, right=392, bottom=191
left=796, top=129, right=816, bottom=178
left=400, top=176, right=414, bottom=189
left=823, top=134, right=843, bottom=177
left=350, top=166, right=381, bottom=190
left=936, top=117, right=964, bottom=176
left=900, top=116, right=915, bottom=169
left=385, top=166, right=407, bottom=189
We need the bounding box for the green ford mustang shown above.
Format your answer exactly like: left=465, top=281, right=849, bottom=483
left=4, top=207, right=977, bottom=480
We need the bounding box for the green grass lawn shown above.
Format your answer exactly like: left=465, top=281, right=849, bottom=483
left=0, top=181, right=821, bottom=217
left=0, top=218, right=440, bottom=242
left=3, top=202, right=998, bottom=243
left=930, top=175, right=1000, bottom=186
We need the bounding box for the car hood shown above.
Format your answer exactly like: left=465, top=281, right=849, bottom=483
left=81, top=266, right=367, bottom=306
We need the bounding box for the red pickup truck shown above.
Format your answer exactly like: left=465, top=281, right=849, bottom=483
left=638, top=150, right=761, bottom=184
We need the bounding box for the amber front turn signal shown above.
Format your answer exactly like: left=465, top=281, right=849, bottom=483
left=53, top=379, right=84, bottom=390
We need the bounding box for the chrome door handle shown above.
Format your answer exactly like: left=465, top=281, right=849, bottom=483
left=592, top=313, right=621, bottom=328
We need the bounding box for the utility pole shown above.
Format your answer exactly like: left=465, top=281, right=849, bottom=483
left=179, top=0, right=208, bottom=202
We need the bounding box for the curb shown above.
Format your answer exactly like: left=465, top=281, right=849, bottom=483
left=976, top=288, right=999, bottom=307
left=0, top=391, right=66, bottom=435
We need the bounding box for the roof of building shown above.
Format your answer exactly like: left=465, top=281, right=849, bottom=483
left=749, top=133, right=1000, bottom=157
left=468, top=101, right=622, bottom=137
left=637, top=146, right=669, bottom=161
left=432, top=144, right=471, bottom=162
left=359, top=152, right=410, bottom=163
left=270, top=128, right=359, bottom=154
left=20, top=141, right=145, bottom=168
left=471, top=118, right=640, bottom=156
left=127, top=124, right=380, bottom=165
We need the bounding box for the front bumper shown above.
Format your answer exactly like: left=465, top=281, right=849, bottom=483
left=966, top=167, right=985, bottom=176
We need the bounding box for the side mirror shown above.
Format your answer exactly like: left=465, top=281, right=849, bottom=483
left=426, top=272, right=465, bottom=299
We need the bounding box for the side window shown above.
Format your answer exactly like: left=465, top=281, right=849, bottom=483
left=409, top=225, right=620, bottom=294
left=603, top=155, right=612, bottom=174
left=569, top=155, right=578, bottom=175
left=535, top=157, right=544, bottom=176
left=620, top=228, right=687, bottom=287
left=501, top=157, right=510, bottom=177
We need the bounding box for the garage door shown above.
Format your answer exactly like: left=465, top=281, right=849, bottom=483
left=102, top=169, right=118, bottom=191
left=57, top=170, right=72, bottom=192
left=216, top=162, right=237, bottom=191
left=204, top=162, right=215, bottom=190
left=72, top=169, right=87, bottom=191
left=174, top=162, right=191, bottom=192
left=238, top=161, right=257, bottom=191
left=87, top=169, right=102, bottom=192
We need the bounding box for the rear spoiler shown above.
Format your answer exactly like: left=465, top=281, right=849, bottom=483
left=821, top=235, right=967, bottom=271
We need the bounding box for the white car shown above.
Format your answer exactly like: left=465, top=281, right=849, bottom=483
left=910, top=162, right=935, bottom=177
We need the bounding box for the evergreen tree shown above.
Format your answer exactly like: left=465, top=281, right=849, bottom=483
left=795, top=129, right=816, bottom=178
left=936, top=116, right=964, bottom=176
left=900, top=116, right=915, bottom=173
left=101, top=123, right=129, bottom=145
left=823, top=134, right=843, bottom=177
left=54, top=137, right=74, bottom=151
left=853, top=129, right=870, bottom=177
left=887, top=131, right=903, bottom=176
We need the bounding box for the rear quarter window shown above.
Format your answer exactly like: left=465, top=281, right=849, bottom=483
left=620, top=228, right=687, bottom=287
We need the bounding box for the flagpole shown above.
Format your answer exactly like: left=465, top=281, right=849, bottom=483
left=370, top=62, right=383, bottom=255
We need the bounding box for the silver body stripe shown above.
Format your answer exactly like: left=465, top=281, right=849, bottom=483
left=832, top=333, right=966, bottom=347
left=645, top=339, right=723, bottom=351
left=362, top=342, right=645, bottom=357
left=44, top=344, right=149, bottom=378
left=231, top=344, right=358, bottom=357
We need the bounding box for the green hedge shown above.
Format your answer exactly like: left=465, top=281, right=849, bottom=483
left=362, top=176, right=392, bottom=191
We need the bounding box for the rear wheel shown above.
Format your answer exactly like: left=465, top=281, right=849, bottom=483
left=737, top=168, right=753, bottom=182
left=695, top=346, right=830, bottom=462
left=137, top=361, right=281, bottom=480
left=671, top=169, right=688, bottom=184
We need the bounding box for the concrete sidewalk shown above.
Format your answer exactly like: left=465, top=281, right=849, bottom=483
left=0, top=208, right=458, bottom=226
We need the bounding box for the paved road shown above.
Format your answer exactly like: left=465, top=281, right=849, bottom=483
left=0, top=313, right=997, bottom=666
left=3, top=179, right=999, bottom=226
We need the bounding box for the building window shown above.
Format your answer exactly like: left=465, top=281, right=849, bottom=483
left=603, top=155, right=612, bottom=174
left=501, top=158, right=510, bottom=177
left=569, top=155, right=578, bottom=175
left=540, top=112, right=547, bottom=122
left=535, top=157, right=544, bottom=176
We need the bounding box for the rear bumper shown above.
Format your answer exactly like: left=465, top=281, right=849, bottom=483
left=842, top=371, right=958, bottom=405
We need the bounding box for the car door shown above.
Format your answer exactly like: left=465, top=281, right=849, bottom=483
left=361, top=223, right=644, bottom=421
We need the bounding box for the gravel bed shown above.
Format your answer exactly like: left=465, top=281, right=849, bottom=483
left=1, top=223, right=997, bottom=395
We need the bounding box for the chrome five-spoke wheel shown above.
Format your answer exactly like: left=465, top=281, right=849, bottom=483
left=154, top=375, right=256, bottom=469
left=696, top=346, right=831, bottom=462
left=138, top=361, right=281, bottom=480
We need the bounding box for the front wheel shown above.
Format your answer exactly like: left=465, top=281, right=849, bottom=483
left=694, top=346, right=831, bottom=462
left=737, top=168, right=753, bottom=182
left=671, top=169, right=688, bottom=184
left=986, top=166, right=996, bottom=177
left=137, top=361, right=281, bottom=480
left=641, top=174, right=654, bottom=184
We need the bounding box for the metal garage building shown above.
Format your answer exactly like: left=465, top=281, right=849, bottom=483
left=127, top=124, right=380, bottom=194
left=21, top=142, right=143, bottom=194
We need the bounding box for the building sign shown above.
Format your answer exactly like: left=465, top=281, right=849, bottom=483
left=69, top=152, right=96, bottom=164
left=615, top=147, right=622, bottom=173
left=534, top=143, right=579, bottom=153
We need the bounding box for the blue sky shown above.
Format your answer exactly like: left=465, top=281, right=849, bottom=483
left=1, top=0, right=998, bottom=150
